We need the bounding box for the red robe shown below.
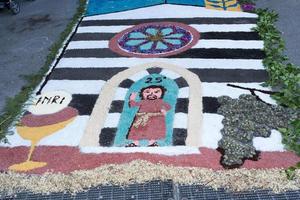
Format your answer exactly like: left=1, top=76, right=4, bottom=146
left=127, top=99, right=171, bottom=140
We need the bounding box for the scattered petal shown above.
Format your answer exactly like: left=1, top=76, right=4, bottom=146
left=145, top=28, right=158, bottom=36
left=125, top=39, right=146, bottom=46
left=156, top=41, right=168, bottom=50
left=139, top=41, right=154, bottom=50
left=161, top=27, right=173, bottom=36
left=128, top=32, right=147, bottom=39
left=163, top=39, right=182, bottom=45
left=164, top=33, right=184, bottom=38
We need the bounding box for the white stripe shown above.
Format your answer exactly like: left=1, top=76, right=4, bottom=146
left=67, top=41, right=109, bottom=49
left=83, top=4, right=257, bottom=20
left=193, top=40, right=263, bottom=49
left=77, top=26, right=130, bottom=33
left=191, top=24, right=257, bottom=32
left=129, top=71, right=149, bottom=81
left=57, top=58, right=264, bottom=70
left=178, top=87, right=189, bottom=98
left=104, top=113, right=121, bottom=128
left=253, top=130, right=285, bottom=151
left=201, top=113, right=224, bottom=149
left=114, top=88, right=128, bottom=100
left=67, top=40, right=263, bottom=50
left=173, top=113, right=188, bottom=129
left=42, top=80, right=106, bottom=94
left=202, top=83, right=272, bottom=99
left=80, top=146, right=200, bottom=156
left=41, top=81, right=276, bottom=104
left=160, top=69, right=180, bottom=79
left=77, top=24, right=257, bottom=34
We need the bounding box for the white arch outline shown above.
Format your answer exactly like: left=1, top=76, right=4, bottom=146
left=79, top=62, right=203, bottom=147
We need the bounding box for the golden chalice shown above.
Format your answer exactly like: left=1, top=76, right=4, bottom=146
left=9, top=107, right=78, bottom=172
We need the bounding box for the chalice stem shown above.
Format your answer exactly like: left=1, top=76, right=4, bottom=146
left=26, top=142, right=37, bottom=162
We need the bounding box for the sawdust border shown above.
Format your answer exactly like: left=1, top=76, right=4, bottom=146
left=1, top=160, right=299, bottom=196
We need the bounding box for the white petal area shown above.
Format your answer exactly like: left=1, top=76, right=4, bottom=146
left=191, top=24, right=256, bottom=32
left=80, top=146, right=200, bottom=156
left=193, top=40, right=264, bottom=49
left=114, top=88, right=128, bottom=100
left=160, top=69, right=180, bottom=79
left=253, top=130, right=285, bottom=151
left=173, top=113, right=188, bottom=129
left=255, top=91, right=277, bottom=105
left=0, top=127, right=31, bottom=147
left=67, top=41, right=109, bottom=49
left=178, top=87, right=189, bottom=98
left=103, top=113, right=121, bottom=128
left=84, top=4, right=257, bottom=20
left=57, top=58, right=264, bottom=70
left=1, top=116, right=90, bottom=147
left=202, top=83, right=274, bottom=99
left=77, top=25, right=130, bottom=33
left=77, top=24, right=257, bottom=33
left=129, top=70, right=149, bottom=81
left=200, top=113, right=224, bottom=149
left=42, top=80, right=106, bottom=94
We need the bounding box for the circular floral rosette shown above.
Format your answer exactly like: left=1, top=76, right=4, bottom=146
left=109, top=22, right=200, bottom=58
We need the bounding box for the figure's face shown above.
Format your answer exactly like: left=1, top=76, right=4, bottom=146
left=142, top=87, right=163, bottom=100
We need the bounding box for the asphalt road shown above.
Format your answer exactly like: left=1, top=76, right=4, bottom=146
left=0, top=0, right=78, bottom=113
left=0, top=0, right=299, bottom=113
left=256, top=0, right=300, bottom=66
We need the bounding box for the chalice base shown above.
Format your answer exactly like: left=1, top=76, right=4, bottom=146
left=9, top=161, right=47, bottom=172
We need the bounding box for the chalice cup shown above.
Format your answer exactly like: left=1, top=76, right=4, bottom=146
left=9, top=107, right=78, bottom=172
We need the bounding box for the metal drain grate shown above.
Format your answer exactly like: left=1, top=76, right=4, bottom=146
left=1, top=180, right=300, bottom=200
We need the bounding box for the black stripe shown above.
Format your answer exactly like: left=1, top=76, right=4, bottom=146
left=189, top=68, right=268, bottom=83
left=109, top=100, right=124, bottom=113
left=147, top=67, right=162, bottom=74
left=99, top=128, right=116, bottom=147
left=173, top=129, right=187, bottom=146
left=119, top=79, right=135, bottom=88
left=203, top=97, right=221, bottom=113
left=201, top=32, right=260, bottom=40
left=168, top=48, right=265, bottom=59
left=175, top=98, right=189, bottom=113
left=49, top=67, right=127, bottom=81
left=68, top=94, right=220, bottom=115
left=69, top=94, right=98, bottom=115
left=175, top=77, right=189, bottom=88
left=63, top=48, right=265, bottom=59
left=49, top=68, right=268, bottom=83
left=72, top=33, right=114, bottom=41
left=80, top=18, right=257, bottom=26
left=71, top=32, right=260, bottom=42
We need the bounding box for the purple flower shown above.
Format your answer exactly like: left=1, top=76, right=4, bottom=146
left=242, top=4, right=255, bottom=12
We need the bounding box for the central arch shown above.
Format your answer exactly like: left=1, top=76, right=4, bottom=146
left=79, top=62, right=203, bottom=147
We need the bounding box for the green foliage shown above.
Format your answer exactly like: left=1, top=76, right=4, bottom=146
left=0, top=0, right=87, bottom=143
left=255, top=9, right=300, bottom=109
left=255, top=9, right=300, bottom=157
left=279, top=119, right=300, bottom=156
left=285, top=162, right=300, bottom=180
